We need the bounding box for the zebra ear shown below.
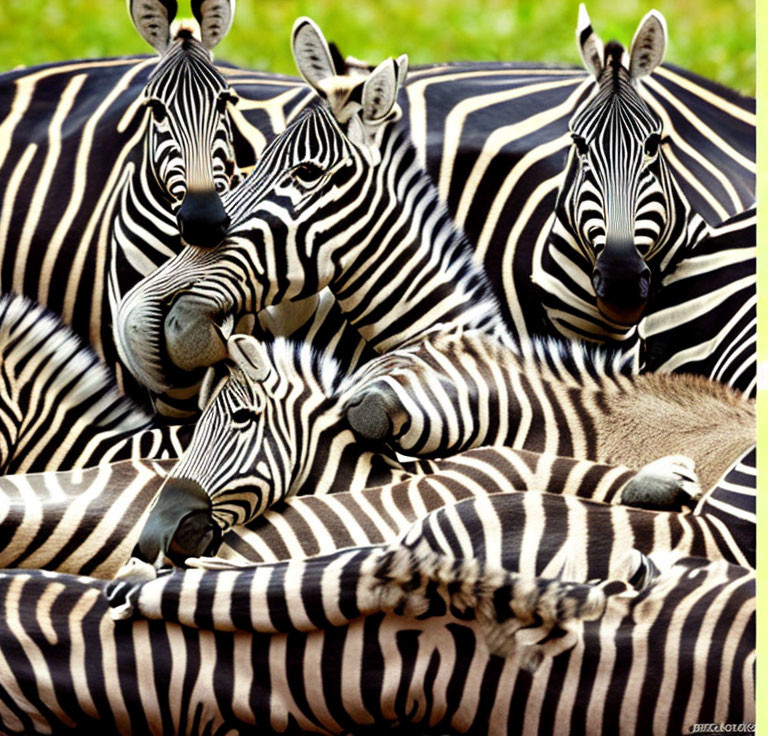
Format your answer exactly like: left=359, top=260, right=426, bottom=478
left=361, top=55, right=406, bottom=124
left=628, top=10, right=667, bottom=79
left=128, top=0, right=178, bottom=54
left=292, top=17, right=337, bottom=92
left=576, top=4, right=603, bottom=78
left=228, top=334, right=271, bottom=384
left=191, top=0, right=235, bottom=50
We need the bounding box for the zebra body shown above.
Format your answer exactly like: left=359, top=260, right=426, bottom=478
left=0, top=458, right=174, bottom=578
left=0, top=538, right=753, bottom=733
left=114, top=15, right=755, bottom=399
left=344, top=329, right=754, bottom=488
left=218, top=446, right=755, bottom=569
left=0, top=294, right=190, bottom=473
left=0, top=436, right=753, bottom=582
left=135, top=332, right=755, bottom=564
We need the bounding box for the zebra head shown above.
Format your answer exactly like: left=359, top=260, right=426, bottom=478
left=115, top=18, right=408, bottom=392
left=556, top=5, right=682, bottom=327
left=134, top=334, right=341, bottom=565
left=130, top=0, right=238, bottom=248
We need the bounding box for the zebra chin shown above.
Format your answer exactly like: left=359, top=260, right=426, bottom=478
left=114, top=293, right=172, bottom=394
left=595, top=295, right=649, bottom=327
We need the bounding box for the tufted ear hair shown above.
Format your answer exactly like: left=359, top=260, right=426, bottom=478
left=128, top=0, right=178, bottom=54
left=292, top=17, right=337, bottom=91
left=197, top=363, right=231, bottom=411
left=628, top=10, right=667, bottom=78
left=228, top=334, right=271, bottom=384
left=576, top=4, right=603, bottom=78
left=361, top=55, right=407, bottom=125
left=190, top=0, right=235, bottom=50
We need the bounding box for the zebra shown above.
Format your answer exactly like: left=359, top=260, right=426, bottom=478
left=0, top=457, right=175, bottom=578
left=0, top=294, right=190, bottom=473
left=0, top=529, right=752, bottom=732
left=132, top=331, right=755, bottom=565
left=215, top=445, right=755, bottom=569
left=342, top=329, right=755, bottom=483
left=0, top=0, right=316, bottom=410
left=0, top=440, right=700, bottom=578
left=113, top=14, right=756, bottom=401
left=0, top=427, right=753, bottom=582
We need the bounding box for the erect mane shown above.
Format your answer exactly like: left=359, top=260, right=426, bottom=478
left=0, top=295, right=149, bottom=433
left=603, top=40, right=627, bottom=91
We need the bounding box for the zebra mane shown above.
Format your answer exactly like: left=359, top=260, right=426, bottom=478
left=524, top=335, right=637, bottom=383
left=256, top=336, right=347, bottom=398
left=0, top=294, right=150, bottom=433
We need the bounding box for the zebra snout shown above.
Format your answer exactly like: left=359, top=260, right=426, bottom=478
left=135, top=477, right=222, bottom=567
left=178, top=190, right=230, bottom=248
left=591, top=255, right=650, bottom=325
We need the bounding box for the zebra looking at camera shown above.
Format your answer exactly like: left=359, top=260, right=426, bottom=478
left=532, top=6, right=706, bottom=341
left=114, top=14, right=756, bottom=402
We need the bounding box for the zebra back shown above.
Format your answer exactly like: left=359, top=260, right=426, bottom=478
left=0, top=547, right=751, bottom=733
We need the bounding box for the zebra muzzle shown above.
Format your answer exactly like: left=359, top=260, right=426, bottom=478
left=135, top=478, right=222, bottom=567
left=164, top=298, right=233, bottom=372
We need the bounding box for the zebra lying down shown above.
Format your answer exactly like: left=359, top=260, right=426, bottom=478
left=135, top=332, right=753, bottom=566
left=0, top=528, right=752, bottom=733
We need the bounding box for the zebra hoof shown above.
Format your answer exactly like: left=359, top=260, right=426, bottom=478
left=345, top=389, right=399, bottom=442
left=620, top=455, right=702, bottom=510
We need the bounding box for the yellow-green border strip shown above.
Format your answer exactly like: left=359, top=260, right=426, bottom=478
left=757, top=0, right=765, bottom=728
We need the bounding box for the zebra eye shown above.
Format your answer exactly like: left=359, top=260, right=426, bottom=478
left=571, top=134, right=589, bottom=156
left=231, top=408, right=256, bottom=427
left=147, top=99, right=167, bottom=123
left=644, top=134, right=661, bottom=159
left=292, top=162, right=325, bottom=186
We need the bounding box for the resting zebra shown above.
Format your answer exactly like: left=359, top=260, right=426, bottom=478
left=344, top=329, right=754, bottom=486
left=217, top=447, right=754, bottom=569
left=134, top=333, right=754, bottom=565
left=0, top=535, right=752, bottom=733
left=0, top=436, right=753, bottom=580
left=0, top=295, right=189, bottom=472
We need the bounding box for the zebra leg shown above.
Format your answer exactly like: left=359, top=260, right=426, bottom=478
left=620, top=455, right=701, bottom=509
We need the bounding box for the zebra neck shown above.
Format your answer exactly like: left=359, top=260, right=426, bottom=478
left=329, top=127, right=509, bottom=352
left=290, top=420, right=405, bottom=498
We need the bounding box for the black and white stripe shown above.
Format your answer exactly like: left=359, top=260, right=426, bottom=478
left=0, top=294, right=190, bottom=472
left=0, top=511, right=752, bottom=733
left=132, top=332, right=754, bottom=564
left=115, top=15, right=755, bottom=403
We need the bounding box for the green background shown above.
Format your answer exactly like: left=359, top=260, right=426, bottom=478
left=0, top=0, right=756, bottom=95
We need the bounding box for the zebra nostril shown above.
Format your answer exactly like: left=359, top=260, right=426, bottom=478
left=591, top=269, right=605, bottom=298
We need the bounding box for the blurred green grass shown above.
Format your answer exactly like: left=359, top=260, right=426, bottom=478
left=0, top=0, right=755, bottom=95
